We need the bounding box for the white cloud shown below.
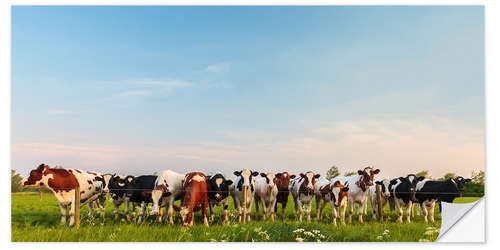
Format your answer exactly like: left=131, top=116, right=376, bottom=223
left=203, top=62, right=231, bottom=73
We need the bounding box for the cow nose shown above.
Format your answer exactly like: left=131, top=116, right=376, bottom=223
left=215, top=193, right=221, bottom=199
left=384, top=193, right=391, bottom=198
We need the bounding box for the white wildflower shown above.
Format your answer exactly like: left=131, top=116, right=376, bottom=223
left=296, top=237, right=304, bottom=242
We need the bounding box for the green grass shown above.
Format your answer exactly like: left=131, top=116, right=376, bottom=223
left=11, top=193, right=480, bottom=242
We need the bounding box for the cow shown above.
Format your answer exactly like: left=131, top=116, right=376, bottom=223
left=231, top=169, right=259, bottom=222
left=102, top=174, right=138, bottom=221
left=366, top=179, right=391, bottom=220
left=206, top=173, right=233, bottom=223
left=290, top=171, right=321, bottom=222
left=123, top=175, right=158, bottom=223
left=314, top=177, right=349, bottom=225
left=331, top=166, right=380, bottom=223
left=274, top=172, right=295, bottom=220
left=177, top=172, right=209, bottom=227
left=151, top=170, right=185, bottom=224
left=415, top=176, right=471, bottom=223
left=388, top=174, right=425, bottom=223
left=20, top=164, right=106, bottom=226
left=254, top=172, right=279, bottom=221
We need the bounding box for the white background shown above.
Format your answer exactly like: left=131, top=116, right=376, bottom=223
left=1, top=0, right=497, bottom=249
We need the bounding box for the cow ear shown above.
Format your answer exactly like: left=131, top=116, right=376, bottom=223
left=375, top=181, right=381, bottom=185
left=373, top=169, right=380, bottom=174
left=333, top=180, right=341, bottom=186
left=357, top=170, right=363, bottom=175
left=465, top=178, right=471, bottom=182
left=314, top=174, right=321, bottom=179
left=206, top=175, right=211, bottom=181
left=260, top=173, right=266, bottom=177
left=37, top=164, right=48, bottom=172
left=234, top=171, right=241, bottom=176
left=225, top=180, right=233, bottom=186
left=290, top=174, right=296, bottom=179
left=300, top=173, right=306, bottom=178
left=276, top=173, right=282, bottom=178
left=417, top=176, right=425, bottom=181
left=252, top=171, right=259, bottom=176
left=342, top=187, right=349, bottom=192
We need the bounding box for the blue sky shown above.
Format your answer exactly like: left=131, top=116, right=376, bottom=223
left=11, top=6, right=484, bottom=179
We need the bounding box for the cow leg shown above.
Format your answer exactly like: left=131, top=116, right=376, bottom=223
left=59, top=203, right=67, bottom=225
left=168, top=202, right=175, bottom=225
left=363, top=197, right=368, bottom=215
left=429, top=201, right=436, bottom=223
left=348, top=199, right=354, bottom=223
left=297, top=199, right=304, bottom=222
left=329, top=201, right=338, bottom=226
left=389, top=199, right=395, bottom=219
left=270, top=199, right=277, bottom=222
left=281, top=202, right=287, bottom=220
left=136, top=202, right=145, bottom=223
left=69, top=196, right=76, bottom=227
left=395, top=200, right=403, bottom=223
left=261, top=198, right=268, bottom=220
left=209, top=201, right=215, bottom=221
left=370, top=197, right=377, bottom=220
left=315, top=195, right=320, bottom=216
left=319, top=199, right=328, bottom=220
left=124, top=197, right=131, bottom=222
left=233, top=197, right=242, bottom=223
left=406, top=201, right=413, bottom=223
left=358, top=201, right=364, bottom=223
left=246, top=196, right=253, bottom=222
left=203, top=200, right=209, bottom=227
left=87, top=202, right=95, bottom=218
left=306, top=200, right=313, bottom=221
left=254, top=196, right=260, bottom=220
left=98, top=196, right=106, bottom=219
left=223, top=202, right=229, bottom=224
left=421, top=203, right=429, bottom=223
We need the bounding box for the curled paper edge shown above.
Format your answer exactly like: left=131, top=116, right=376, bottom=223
left=437, top=198, right=485, bottom=242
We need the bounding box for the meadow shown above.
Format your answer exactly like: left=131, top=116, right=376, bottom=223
left=11, top=192, right=479, bottom=242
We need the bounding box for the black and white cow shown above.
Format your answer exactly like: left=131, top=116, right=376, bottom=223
left=366, top=179, right=391, bottom=220
left=415, top=176, right=471, bottom=222
left=102, top=174, right=139, bottom=221
left=231, top=169, right=259, bottom=222
left=206, top=173, right=233, bottom=223
left=123, top=175, right=158, bottom=223
left=388, top=174, right=425, bottom=223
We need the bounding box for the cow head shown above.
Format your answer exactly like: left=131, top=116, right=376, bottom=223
left=401, top=174, right=425, bottom=201
left=331, top=180, right=349, bottom=207
left=453, top=176, right=472, bottom=192
left=207, top=174, right=233, bottom=202
left=375, top=179, right=391, bottom=198
left=274, top=172, right=295, bottom=191
left=260, top=172, right=277, bottom=190
left=20, top=164, right=49, bottom=187
left=234, top=169, right=259, bottom=191
left=299, top=171, right=320, bottom=193
left=357, top=166, right=380, bottom=187
left=123, top=175, right=137, bottom=198
left=179, top=206, right=192, bottom=226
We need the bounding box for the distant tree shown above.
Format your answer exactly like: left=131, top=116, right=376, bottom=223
left=416, top=170, right=430, bottom=179
left=440, top=172, right=457, bottom=181
left=325, top=165, right=340, bottom=181
left=345, top=171, right=357, bottom=176
left=11, top=170, right=23, bottom=193
left=471, top=170, right=484, bottom=185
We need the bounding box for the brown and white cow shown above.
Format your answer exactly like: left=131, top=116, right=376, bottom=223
left=290, top=171, right=321, bottom=222
left=20, top=164, right=106, bottom=226
left=178, top=172, right=209, bottom=227
left=274, top=172, right=295, bottom=220
left=331, top=166, right=380, bottom=223
left=314, top=177, right=349, bottom=225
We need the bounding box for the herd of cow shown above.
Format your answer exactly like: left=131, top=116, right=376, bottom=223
left=20, top=164, right=471, bottom=227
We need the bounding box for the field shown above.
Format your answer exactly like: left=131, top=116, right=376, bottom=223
left=11, top=192, right=480, bottom=242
